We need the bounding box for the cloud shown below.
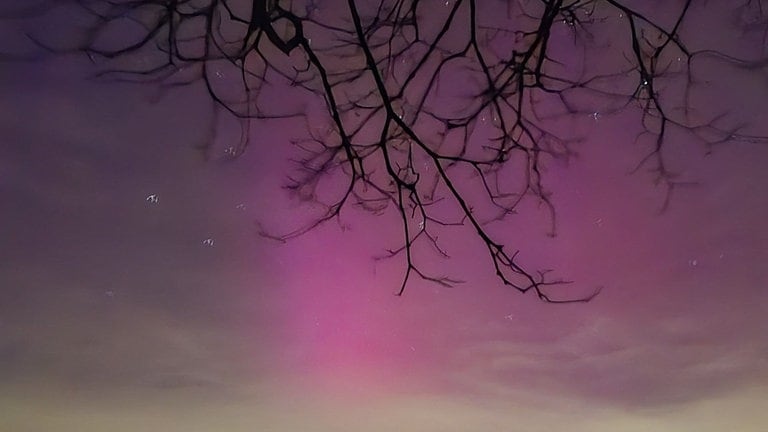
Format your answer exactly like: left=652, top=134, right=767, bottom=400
left=3, top=384, right=768, bottom=432
left=448, top=312, right=768, bottom=408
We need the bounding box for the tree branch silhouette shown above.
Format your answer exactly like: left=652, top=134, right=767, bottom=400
left=13, top=0, right=767, bottom=301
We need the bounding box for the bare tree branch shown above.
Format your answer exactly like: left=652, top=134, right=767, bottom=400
left=8, top=0, right=767, bottom=301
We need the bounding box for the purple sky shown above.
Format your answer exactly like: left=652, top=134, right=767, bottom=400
left=2, top=1, right=768, bottom=430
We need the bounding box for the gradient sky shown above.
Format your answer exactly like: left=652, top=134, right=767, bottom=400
left=2, top=1, right=768, bottom=431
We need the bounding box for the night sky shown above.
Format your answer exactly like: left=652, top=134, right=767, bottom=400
left=2, top=1, right=768, bottom=431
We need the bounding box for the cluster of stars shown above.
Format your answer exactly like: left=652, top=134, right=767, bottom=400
left=145, top=194, right=252, bottom=248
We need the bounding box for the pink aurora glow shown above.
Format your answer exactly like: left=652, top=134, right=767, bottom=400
left=1, top=1, right=768, bottom=431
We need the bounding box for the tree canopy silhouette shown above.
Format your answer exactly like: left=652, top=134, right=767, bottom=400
left=14, top=0, right=768, bottom=301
